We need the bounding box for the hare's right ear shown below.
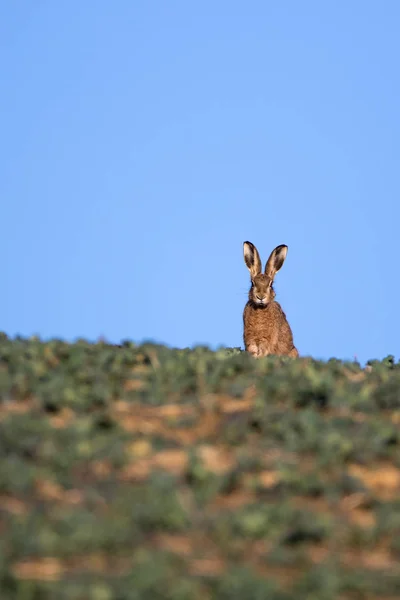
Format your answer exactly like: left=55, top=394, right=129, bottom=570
left=243, top=241, right=262, bottom=278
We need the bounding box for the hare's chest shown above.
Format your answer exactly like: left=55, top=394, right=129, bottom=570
left=244, top=304, right=279, bottom=356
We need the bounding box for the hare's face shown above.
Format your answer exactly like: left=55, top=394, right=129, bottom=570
left=250, top=274, right=275, bottom=306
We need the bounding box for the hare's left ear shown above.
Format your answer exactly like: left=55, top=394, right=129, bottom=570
left=265, top=245, right=288, bottom=279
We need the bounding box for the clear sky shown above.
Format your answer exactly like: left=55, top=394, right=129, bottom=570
left=1, top=1, right=399, bottom=364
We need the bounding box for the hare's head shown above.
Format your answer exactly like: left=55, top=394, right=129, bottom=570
left=243, top=241, right=288, bottom=307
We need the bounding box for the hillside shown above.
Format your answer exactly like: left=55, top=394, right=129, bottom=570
left=1, top=334, right=400, bottom=599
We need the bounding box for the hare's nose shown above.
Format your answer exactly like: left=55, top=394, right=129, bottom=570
left=256, top=295, right=265, bottom=301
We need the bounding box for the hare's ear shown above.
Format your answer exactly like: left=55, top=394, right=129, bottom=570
left=265, top=245, right=288, bottom=278
left=243, top=241, right=262, bottom=278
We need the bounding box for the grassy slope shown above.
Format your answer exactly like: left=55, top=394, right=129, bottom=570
left=1, top=335, right=400, bottom=599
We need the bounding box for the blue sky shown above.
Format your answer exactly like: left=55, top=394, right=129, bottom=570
left=1, top=1, right=399, bottom=364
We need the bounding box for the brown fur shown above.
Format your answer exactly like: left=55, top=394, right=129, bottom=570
left=243, top=241, right=298, bottom=358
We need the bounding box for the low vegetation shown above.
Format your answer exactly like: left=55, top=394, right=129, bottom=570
left=0, top=334, right=400, bottom=599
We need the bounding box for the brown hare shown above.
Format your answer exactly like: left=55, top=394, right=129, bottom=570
left=243, top=241, right=298, bottom=358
